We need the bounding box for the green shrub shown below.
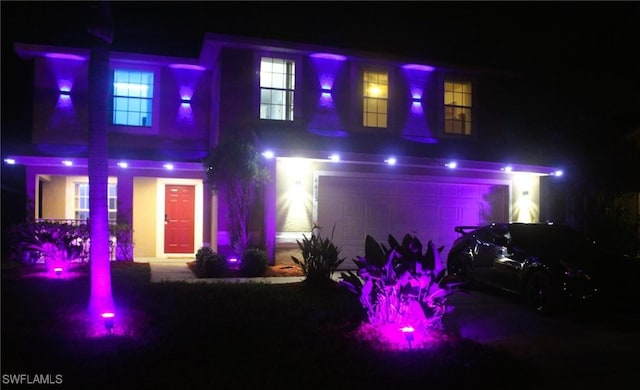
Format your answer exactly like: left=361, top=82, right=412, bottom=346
left=195, top=246, right=229, bottom=277
left=291, top=225, right=345, bottom=286
left=239, top=248, right=268, bottom=277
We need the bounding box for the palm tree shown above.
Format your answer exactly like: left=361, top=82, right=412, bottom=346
left=87, top=2, right=115, bottom=318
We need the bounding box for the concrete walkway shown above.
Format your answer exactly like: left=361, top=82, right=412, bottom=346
left=137, top=258, right=305, bottom=284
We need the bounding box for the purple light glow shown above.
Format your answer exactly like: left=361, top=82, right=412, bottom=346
left=319, top=92, right=334, bottom=108
left=179, top=86, right=193, bottom=102
left=410, top=101, right=423, bottom=115
left=169, top=63, right=206, bottom=71
left=58, top=81, right=72, bottom=93
left=402, top=63, right=435, bottom=72
left=45, top=52, right=87, bottom=61
left=308, top=129, right=350, bottom=137
left=309, top=53, right=347, bottom=61
left=57, top=94, right=73, bottom=109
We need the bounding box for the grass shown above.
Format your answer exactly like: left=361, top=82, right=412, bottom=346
left=1, top=261, right=541, bottom=389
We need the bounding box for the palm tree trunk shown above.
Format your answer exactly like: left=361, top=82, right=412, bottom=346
left=88, top=2, right=114, bottom=317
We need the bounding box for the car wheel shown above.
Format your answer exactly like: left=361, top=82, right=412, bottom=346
left=447, top=251, right=472, bottom=285
left=525, top=271, right=557, bottom=315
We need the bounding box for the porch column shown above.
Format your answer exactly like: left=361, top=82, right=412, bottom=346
left=264, top=158, right=276, bottom=265
left=115, top=171, right=134, bottom=260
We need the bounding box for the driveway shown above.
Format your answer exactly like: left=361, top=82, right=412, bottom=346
left=443, top=286, right=640, bottom=387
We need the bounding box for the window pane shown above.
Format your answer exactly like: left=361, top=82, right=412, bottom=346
left=112, top=69, right=154, bottom=127
left=362, top=70, right=388, bottom=128
left=260, top=57, right=295, bottom=121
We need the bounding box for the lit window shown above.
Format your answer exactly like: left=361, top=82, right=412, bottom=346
left=74, top=183, right=117, bottom=224
left=112, top=70, right=154, bottom=127
left=363, top=70, right=388, bottom=128
left=444, top=80, right=472, bottom=135
left=260, top=57, right=295, bottom=121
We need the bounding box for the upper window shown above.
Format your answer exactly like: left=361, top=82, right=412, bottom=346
left=260, top=57, right=295, bottom=121
left=363, top=70, right=388, bottom=128
left=112, top=69, right=154, bottom=127
left=444, top=80, right=472, bottom=135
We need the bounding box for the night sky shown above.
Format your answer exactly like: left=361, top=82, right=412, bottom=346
left=2, top=1, right=639, bottom=178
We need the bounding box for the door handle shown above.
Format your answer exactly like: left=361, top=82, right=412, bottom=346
left=165, top=214, right=168, bottom=224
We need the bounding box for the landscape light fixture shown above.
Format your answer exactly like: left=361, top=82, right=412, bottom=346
left=401, top=326, right=415, bottom=349
left=101, top=312, right=115, bottom=334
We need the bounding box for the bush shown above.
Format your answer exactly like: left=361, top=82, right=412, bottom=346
left=291, top=225, right=345, bottom=286
left=239, top=248, right=268, bottom=277
left=194, top=246, right=229, bottom=277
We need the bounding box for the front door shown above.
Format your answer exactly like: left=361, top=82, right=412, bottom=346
left=164, top=184, right=195, bottom=254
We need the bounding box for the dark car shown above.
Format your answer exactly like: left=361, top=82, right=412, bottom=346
left=446, top=222, right=638, bottom=315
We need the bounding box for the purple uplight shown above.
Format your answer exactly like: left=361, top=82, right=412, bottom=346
left=169, top=63, right=206, bottom=71
left=44, top=52, right=87, bottom=61
left=402, top=63, right=435, bottom=72
left=179, top=86, right=194, bottom=102
left=309, top=53, right=347, bottom=61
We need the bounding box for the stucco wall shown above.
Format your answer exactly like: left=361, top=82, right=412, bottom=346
left=133, top=177, right=157, bottom=257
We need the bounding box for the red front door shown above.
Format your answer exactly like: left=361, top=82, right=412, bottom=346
left=164, top=184, right=195, bottom=254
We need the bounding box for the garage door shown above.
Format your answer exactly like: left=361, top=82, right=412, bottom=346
left=316, top=175, right=508, bottom=269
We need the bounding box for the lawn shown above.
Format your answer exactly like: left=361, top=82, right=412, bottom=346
left=1, top=262, right=539, bottom=388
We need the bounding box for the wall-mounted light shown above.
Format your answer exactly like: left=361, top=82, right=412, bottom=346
left=4, top=158, right=16, bottom=165
left=262, top=150, right=275, bottom=159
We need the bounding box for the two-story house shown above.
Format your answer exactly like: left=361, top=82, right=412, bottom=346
left=5, top=33, right=563, bottom=268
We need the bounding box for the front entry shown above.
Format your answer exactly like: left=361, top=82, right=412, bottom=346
left=164, top=184, right=195, bottom=254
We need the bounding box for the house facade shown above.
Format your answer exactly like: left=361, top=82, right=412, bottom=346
left=6, top=33, right=563, bottom=268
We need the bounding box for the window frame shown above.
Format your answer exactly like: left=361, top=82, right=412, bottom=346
left=443, top=78, right=473, bottom=136
left=361, top=68, right=389, bottom=129
left=258, top=56, right=296, bottom=122
left=109, top=62, right=160, bottom=135
left=74, top=182, right=118, bottom=224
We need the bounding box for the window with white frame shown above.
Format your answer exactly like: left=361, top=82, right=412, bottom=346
left=444, top=80, right=472, bottom=135
left=363, top=70, right=388, bottom=128
left=74, top=183, right=117, bottom=224
left=260, top=57, right=295, bottom=121
left=112, top=69, right=154, bottom=127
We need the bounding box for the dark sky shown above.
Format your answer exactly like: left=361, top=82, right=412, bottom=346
left=2, top=1, right=639, bottom=144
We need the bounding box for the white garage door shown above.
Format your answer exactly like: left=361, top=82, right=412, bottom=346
left=316, top=175, right=508, bottom=269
